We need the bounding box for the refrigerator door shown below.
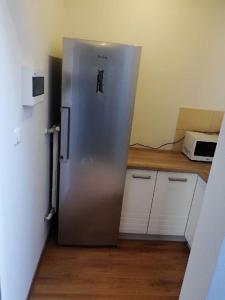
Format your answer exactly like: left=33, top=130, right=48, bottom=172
left=59, top=38, right=141, bottom=246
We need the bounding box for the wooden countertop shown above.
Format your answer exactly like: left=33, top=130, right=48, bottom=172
left=127, top=148, right=211, bottom=182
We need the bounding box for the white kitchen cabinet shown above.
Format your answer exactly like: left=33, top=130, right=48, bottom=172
left=119, top=169, right=157, bottom=234
left=147, top=172, right=197, bottom=236
left=185, top=177, right=206, bottom=247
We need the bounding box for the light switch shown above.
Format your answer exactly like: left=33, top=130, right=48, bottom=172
left=13, top=128, right=21, bottom=146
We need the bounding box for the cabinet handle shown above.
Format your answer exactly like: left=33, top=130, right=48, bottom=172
left=132, top=174, right=151, bottom=180
left=168, top=177, right=187, bottom=182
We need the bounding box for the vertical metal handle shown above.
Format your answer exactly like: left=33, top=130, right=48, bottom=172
left=60, top=107, right=70, bottom=161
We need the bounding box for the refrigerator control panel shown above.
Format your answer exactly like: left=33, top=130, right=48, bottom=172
left=96, top=69, right=104, bottom=93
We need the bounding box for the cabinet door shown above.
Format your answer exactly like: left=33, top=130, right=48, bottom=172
left=185, top=177, right=206, bottom=247
left=119, top=169, right=157, bottom=234
left=147, top=172, right=197, bottom=236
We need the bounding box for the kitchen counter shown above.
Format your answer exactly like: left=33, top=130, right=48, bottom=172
left=127, top=147, right=211, bottom=182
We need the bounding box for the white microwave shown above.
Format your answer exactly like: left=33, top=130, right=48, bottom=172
left=182, top=131, right=218, bottom=162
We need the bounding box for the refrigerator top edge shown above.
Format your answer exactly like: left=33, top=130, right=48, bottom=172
left=62, top=37, right=142, bottom=50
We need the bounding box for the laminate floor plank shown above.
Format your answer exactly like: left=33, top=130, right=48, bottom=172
left=30, top=239, right=189, bottom=300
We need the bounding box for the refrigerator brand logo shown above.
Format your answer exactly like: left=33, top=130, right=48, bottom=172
left=97, top=55, right=108, bottom=60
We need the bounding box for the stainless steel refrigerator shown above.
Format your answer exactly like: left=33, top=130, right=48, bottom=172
left=58, top=38, right=141, bottom=246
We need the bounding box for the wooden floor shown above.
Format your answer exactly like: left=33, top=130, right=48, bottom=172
left=30, top=239, right=189, bottom=300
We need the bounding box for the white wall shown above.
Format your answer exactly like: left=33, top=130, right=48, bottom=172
left=180, top=115, right=225, bottom=299
left=63, top=0, right=225, bottom=147
left=0, top=1, right=62, bottom=299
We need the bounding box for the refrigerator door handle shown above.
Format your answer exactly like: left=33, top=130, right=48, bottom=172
left=60, top=106, right=70, bottom=161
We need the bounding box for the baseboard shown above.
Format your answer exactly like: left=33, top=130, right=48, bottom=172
left=119, top=233, right=186, bottom=242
